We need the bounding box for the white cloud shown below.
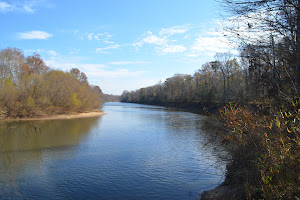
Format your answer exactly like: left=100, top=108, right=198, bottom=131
left=0, top=2, right=12, bottom=12
left=45, top=60, right=74, bottom=70
left=192, top=36, right=229, bottom=53
left=156, top=44, right=186, bottom=55
left=92, top=77, right=163, bottom=95
left=47, top=50, right=57, bottom=56
left=94, top=32, right=112, bottom=41
left=187, top=23, right=238, bottom=58
left=181, top=58, right=204, bottom=64
left=23, top=1, right=37, bottom=13
left=103, top=40, right=114, bottom=44
left=134, top=26, right=189, bottom=55
left=85, top=68, right=146, bottom=78
left=159, top=25, right=190, bottom=36
left=96, top=44, right=121, bottom=53
left=108, top=61, right=151, bottom=65
left=87, top=33, right=94, bottom=40
left=143, top=33, right=166, bottom=45
left=24, top=49, right=59, bottom=58
left=77, top=31, right=114, bottom=42
left=0, top=0, right=51, bottom=14
left=44, top=55, right=146, bottom=79
left=134, top=31, right=167, bottom=47
left=18, top=31, right=52, bottom=40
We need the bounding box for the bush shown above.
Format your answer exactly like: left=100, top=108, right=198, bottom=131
left=218, top=101, right=300, bottom=199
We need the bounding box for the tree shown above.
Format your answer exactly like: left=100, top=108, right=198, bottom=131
left=214, top=52, right=234, bottom=102
left=26, top=53, right=49, bottom=75
left=70, top=68, right=88, bottom=84
left=0, top=47, right=103, bottom=117
left=221, top=0, right=300, bottom=94
left=0, top=47, right=25, bottom=84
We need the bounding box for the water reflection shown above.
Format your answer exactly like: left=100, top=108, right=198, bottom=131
left=110, top=103, right=228, bottom=197
left=0, top=117, right=101, bottom=197
left=0, top=103, right=227, bottom=200
left=0, top=118, right=100, bottom=153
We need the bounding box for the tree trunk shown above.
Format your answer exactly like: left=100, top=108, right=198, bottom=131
left=223, top=76, right=226, bottom=102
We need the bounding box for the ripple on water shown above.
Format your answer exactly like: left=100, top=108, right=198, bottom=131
left=0, top=102, right=228, bottom=200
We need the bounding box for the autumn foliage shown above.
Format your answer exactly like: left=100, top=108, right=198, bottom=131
left=218, top=101, right=300, bottom=199
left=0, top=47, right=103, bottom=118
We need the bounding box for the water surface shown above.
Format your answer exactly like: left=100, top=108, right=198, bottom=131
left=0, top=102, right=227, bottom=200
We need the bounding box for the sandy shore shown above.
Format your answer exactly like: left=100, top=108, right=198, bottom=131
left=2, top=111, right=106, bottom=121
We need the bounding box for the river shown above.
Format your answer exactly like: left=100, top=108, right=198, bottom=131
left=0, top=102, right=228, bottom=200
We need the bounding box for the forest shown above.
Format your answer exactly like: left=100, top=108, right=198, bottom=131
left=121, top=0, right=300, bottom=199
left=0, top=47, right=103, bottom=118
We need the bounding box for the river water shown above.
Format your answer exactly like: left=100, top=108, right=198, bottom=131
left=0, top=102, right=228, bottom=200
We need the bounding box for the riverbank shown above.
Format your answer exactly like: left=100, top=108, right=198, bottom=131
left=200, top=184, right=244, bottom=200
left=1, top=110, right=106, bottom=121
left=200, top=162, right=246, bottom=200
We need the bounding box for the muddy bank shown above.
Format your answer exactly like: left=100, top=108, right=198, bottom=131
left=200, top=184, right=244, bottom=200
left=200, top=156, right=249, bottom=200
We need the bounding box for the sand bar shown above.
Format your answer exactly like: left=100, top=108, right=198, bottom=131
left=2, top=111, right=106, bottom=121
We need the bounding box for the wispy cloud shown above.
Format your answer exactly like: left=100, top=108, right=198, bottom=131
left=159, top=25, right=190, bottom=36
left=24, top=49, right=58, bottom=57
left=108, top=61, right=151, bottom=65
left=45, top=59, right=146, bottom=78
left=96, top=44, right=121, bottom=53
left=74, top=31, right=114, bottom=43
left=46, top=60, right=105, bottom=71
left=0, top=0, right=51, bottom=14
left=186, top=20, right=240, bottom=58
left=18, top=31, right=52, bottom=40
left=71, top=31, right=120, bottom=53
left=156, top=44, right=186, bottom=55
left=85, top=68, right=146, bottom=78
left=191, top=36, right=229, bottom=53
left=134, top=25, right=189, bottom=55
left=134, top=31, right=167, bottom=47
left=41, top=51, right=147, bottom=79
left=0, top=2, right=11, bottom=12
left=86, top=32, right=113, bottom=41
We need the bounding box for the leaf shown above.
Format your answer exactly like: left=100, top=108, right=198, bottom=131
left=268, top=122, right=273, bottom=129
left=276, top=117, right=280, bottom=128
left=280, top=137, right=285, bottom=147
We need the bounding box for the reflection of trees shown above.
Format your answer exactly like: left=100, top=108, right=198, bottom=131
left=151, top=110, right=229, bottom=173
left=0, top=117, right=101, bottom=197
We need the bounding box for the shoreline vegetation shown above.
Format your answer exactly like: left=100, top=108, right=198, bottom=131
left=0, top=47, right=103, bottom=120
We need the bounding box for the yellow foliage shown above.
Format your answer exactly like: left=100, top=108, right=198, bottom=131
left=218, top=102, right=300, bottom=199
left=26, top=96, right=35, bottom=108
left=69, top=93, right=81, bottom=109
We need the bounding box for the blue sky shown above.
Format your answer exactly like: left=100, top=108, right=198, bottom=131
left=0, top=0, right=235, bottom=95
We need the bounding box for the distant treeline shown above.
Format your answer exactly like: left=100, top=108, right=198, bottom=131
left=102, top=94, right=121, bottom=102
left=121, top=55, right=246, bottom=105
left=0, top=47, right=103, bottom=118
left=121, top=46, right=296, bottom=107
